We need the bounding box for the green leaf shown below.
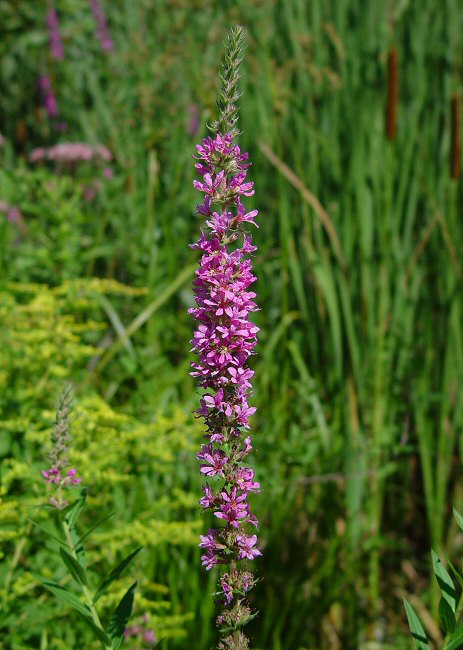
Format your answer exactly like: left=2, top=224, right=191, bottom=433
left=80, top=616, right=112, bottom=648
left=28, top=518, right=65, bottom=545
left=93, top=547, right=143, bottom=604
left=32, top=572, right=90, bottom=617
left=403, top=599, right=430, bottom=650
left=446, top=557, right=463, bottom=590
left=439, top=597, right=456, bottom=634
left=108, top=581, right=137, bottom=649
left=64, top=488, right=87, bottom=529
left=60, top=547, right=88, bottom=587
left=78, top=511, right=115, bottom=546
left=70, top=525, right=86, bottom=569
left=453, top=508, right=463, bottom=533
left=444, top=624, right=463, bottom=650
left=432, top=549, right=457, bottom=612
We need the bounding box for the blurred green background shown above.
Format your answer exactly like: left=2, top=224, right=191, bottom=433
left=1, top=1, right=463, bottom=648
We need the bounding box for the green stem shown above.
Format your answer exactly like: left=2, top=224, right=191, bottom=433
left=62, top=520, right=112, bottom=650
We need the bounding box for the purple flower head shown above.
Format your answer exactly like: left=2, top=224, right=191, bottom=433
left=90, top=0, right=113, bottom=52
left=124, top=613, right=157, bottom=647
left=236, top=534, right=262, bottom=561
left=38, top=75, right=59, bottom=119
left=42, top=385, right=82, bottom=509
left=191, top=128, right=261, bottom=629
left=187, top=104, right=201, bottom=136
left=46, top=8, right=64, bottom=60
left=201, top=549, right=219, bottom=571
left=29, top=142, right=112, bottom=169
left=190, top=25, right=260, bottom=647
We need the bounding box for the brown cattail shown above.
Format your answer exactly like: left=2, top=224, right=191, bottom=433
left=16, top=119, right=27, bottom=150
left=451, top=93, right=461, bottom=180
left=386, top=48, right=398, bottom=141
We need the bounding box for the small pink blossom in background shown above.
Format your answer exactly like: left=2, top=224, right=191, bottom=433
left=41, top=386, right=81, bottom=510
left=38, top=76, right=59, bottom=119
left=29, top=142, right=112, bottom=165
left=46, top=7, right=64, bottom=60
left=90, top=0, right=113, bottom=52
left=187, top=103, right=201, bottom=136
left=124, top=612, right=157, bottom=648
left=0, top=200, right=27, bottom=234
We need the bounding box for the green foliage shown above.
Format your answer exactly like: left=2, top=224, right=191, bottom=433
left=0, top=281, right=202, bottom=648
left=404, top=600, right=429, bottom=650
left=406, top=510, right=463, bottom=650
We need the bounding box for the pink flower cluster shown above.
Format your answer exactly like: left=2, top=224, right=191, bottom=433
left=90, top=0, right=113, bottom=53
left=46, top=7, right=64, bottom=61
left=38, top=75, right=59, bottom=119
left=190, top=133, right=262, bottom=604
left=42, top=467, right=81, bottom=486
left=124, top=613, right=156, bottom=648
left=29, top=142, right=112, bottom=165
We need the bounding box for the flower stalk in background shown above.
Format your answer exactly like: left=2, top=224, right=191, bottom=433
left=38, top=75, right=59, bottom=119
left=90, top=0, right=113, bottom=53
left=190, top=26, right=261, bottom=650
left=42, top=384, right=81, bottom=510
left=34, top=386, right=141, bottom=649
left=46, top=6, right=64, bottom=61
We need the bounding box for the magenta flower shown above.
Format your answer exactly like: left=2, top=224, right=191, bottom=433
left=46, top=7, right=64, bottom=61
left=236, top=534, right=262, bottom=561
left=190, top=129, right=261, bottom=632
left=38, top=75, right=59, bottom=119
left=90, top=0, right=113, bottom=52
left=190, top=26, right=260, bottom=649
left=41, top=386, right=81, bottom=509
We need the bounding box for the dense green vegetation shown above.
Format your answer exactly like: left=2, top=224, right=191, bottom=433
left=1, top=1, right=463, bottom=648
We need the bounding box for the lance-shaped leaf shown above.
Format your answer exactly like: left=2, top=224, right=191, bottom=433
left=28, top=518, right=65, bottom=545
left=404, top=599, right=430, bottom=650
left=439, top=597, right=456, bottom=635
left=432, top=549, right=457, bottom=612
left=64, top=487, right=87, bottom=529
left=108, top=581, right=137, bottom=649
left=444, top=624, right=463, bottom=650
left=78, top=511, right=115, bottom=546
left=60, top=547, right=88, bottom=586
left=453, top=508, right=463, bottom=533
left=93, top=546, right=143, bottom=604
left=32, top=573, right=90, bottom=617
left=81, top=616, right=112, bottom=648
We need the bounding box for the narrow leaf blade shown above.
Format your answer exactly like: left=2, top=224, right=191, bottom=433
left=439, top=597, right=456, bottom=634
left=404, top=599, right=430, bottom=650
left=78, top=511, right=115, bottom=546
left=93, top=547, right=143, bottom=604
left=444, top=624, right=463, bottom=650
left=32, top=572, right=89, bottom=617
left=432, top=549, right=457, bottom=612
left=108, top=581, right=137, bottom=648
left=64, top=487, right=87, bottom=529
left=453, top=508, right=463, bottom=533
left=80, top=615, right=112, bottom=648
left=60, top=547, right=88, bottom=587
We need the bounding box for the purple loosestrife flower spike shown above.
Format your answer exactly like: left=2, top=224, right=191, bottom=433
left=46, top=6, right=64, bottom=60
left=42, top=385, right=81, bottom=509
left=90, top=0, right=113, bottom=53
left=38, top=75, right=59, bottom=119
left=190, top=26, right=261, bottom=650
